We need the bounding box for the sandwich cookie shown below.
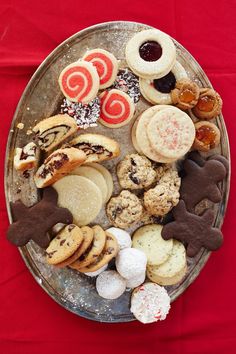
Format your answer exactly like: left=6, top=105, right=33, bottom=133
left=99, top=89, right=135, bottom=128
left=125, top=29, right=176, bottom=79
left=58, top=60, right=99, bottom=104
left=83, top=48, right=118, bottom=89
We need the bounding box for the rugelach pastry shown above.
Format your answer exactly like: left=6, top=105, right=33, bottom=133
left=14, top=142, right=37, bottom=171
left=33, top=114, right=77, bottom=151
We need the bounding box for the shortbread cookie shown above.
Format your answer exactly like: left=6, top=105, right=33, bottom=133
left=147, top=107, right=195, bottom=160
left=117, top=154, right=156, bottom=189
left=96, top=270, right=127, bottom=299
left=14, top=142, right=37, bottom=172
left=139, top=61, right=187, bottom=105
left=53, top=175, right=103, bottom=226
left=130, top=283, right=171, bottom=323
left=131, top=115, right=143, bottom=154
left=46, top=224, right=84, bottom=265
left=34, top=148, right=86, bottom=188
left=147, top=240, right=187, bottom=285
left=55, top=226, right=94, bottom=268
left=84, top=264, right=108, bottom=277
left=58, top=60, right=100, bottom=104
left=83, top=48, right=118, bottom=89
left=69, top=133, right=120, bottom=162
left=111, top=68, right=141, bottom=103
left=85, top=162, right=113, bottom=202
left=106, top=190, right=143, bottom=229
left=193, top=121, right=221, bottom=152
left=192, top=88, right=222, bottom=120
left=60, top=97, right=100, bottom=129
left=70, top=165, right=108, bottom=204
left=99, top=89, right=135, bottom=128
left=116, top=248, right=147, bottom=279
left=78, top=232, right=119, bottom=273
left=125, top=29, right=176, bottom=79
left=106, top=227, right=132, bottom=250
left=171, top=78, right=200, bottom=110
left=69, top=225, right=106, bottom=269
left=33, top=114, right=77, bottom=151
left=132, top=224, right=173, bottom=266
left=126, top=272, right=146, bottom=289
left=135, top=106, right=176, bottom=163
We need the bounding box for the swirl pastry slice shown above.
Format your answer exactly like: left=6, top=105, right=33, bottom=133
left=69, top=133, right=120, bottom=162
left=99, top=89, right=135, bottom=128
left=14, top=142, right=37, bottom=172
left=34, top=147, right=86, bottom=188
left=58, top=60, right=99, bottom=104
left=83, top=48, right=118, bottom=89
left=33, top=114, right=77, bottom=152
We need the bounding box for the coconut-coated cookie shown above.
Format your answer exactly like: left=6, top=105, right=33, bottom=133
left=117, top=154, right=156, bottom=190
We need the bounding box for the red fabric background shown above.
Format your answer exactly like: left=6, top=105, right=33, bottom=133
left=0, top=1, right=236, bottom=353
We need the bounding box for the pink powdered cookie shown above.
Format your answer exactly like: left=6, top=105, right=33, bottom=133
left=99, top=89, right=135, bottom=128
left=58, top=60, right=99, bottom=104
left=83, top=49, right=118, bottom=89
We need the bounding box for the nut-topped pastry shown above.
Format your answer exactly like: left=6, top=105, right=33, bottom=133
left=171, top=78, right=200, bottom=110
left=192, top=88, right=222, bottom=120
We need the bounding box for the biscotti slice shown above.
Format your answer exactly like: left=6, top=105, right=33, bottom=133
left=147, top=240, right=187, bottom=285
left=14, top=142, right=37, bottom=171
left=33, top=114, right=77, bottom=151
left=132, top=224, right=173, bottom=266
left=68, top=133, right=120, bottom=162
left=34, top=147, right=86, bottom=188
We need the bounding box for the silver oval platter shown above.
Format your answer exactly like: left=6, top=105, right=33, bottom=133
left=4, top=21, right=230, bottom=323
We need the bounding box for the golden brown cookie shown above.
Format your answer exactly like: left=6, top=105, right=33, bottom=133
left=192, top=88, right=222, bottom=120
left=193, top=121, right=221, bottom=152
left=14, top=142, right=37, bottom=172
left=171, top=78, right=200, bottom=110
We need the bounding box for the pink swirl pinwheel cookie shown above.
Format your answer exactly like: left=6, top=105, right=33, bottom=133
left=58, top=60, right=99, bottom=104
left=83, top=48, right=118, bottom=89
left=99, top=89, right=135, bottom=128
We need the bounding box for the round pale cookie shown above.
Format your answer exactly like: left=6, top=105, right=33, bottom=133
left=99, top=89, right=135, bottom=128
left=69, top=225, right=106, bottom=270
left=46, top=224, right=83, bottom=265
left=85, top=162, right=113, bottom=202
left=130, top=283, right=171, bottom=323
left=53, top=175, right=103, bottom=226
left=140, top=61, right=187, bottom=105
left=131, top=115, right=143, bottom=154
left=106, top=227, right=132, bottom=250
left=115, top=248, right=147, bottom=279
left=126, top=272, right=146, bottom=289
left=147, top=240, right=187, bottom=286
left=79, top=232, right=119, bottom=273
left=125, top=29, right=176, bottom=79
left=132, top=224, right=173, bottom=266
left=96, top=270, right=127, bottom=299
left=147, top=107, right=195, bottom=160
left=85, top=264, right=108, bottom=277
left=55, top=226, right=94, bottom=268
left=83, top=48, right=118, bottom=89
left=58, top=60, right=100, bottom=104
left=70, top=165, right=108, bottom=204
left=135, top=106, right=177, bottom=163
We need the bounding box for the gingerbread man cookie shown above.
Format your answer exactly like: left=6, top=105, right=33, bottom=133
left=161, top=200, right=223, bottom=257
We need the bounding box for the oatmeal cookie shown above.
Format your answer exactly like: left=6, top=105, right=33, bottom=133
left=106, top=190, right=143, bottom=229
left=117, top=154, right=156, bottom=189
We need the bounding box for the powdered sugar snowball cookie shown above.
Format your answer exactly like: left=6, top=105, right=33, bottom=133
left=140, top=61, right=187, bottom=105
left=60, top=97, right=100, bottom=129
left=130, top=283, right=171, bottom=323
left=99, top=89, right=135, bottom=128
left=125, top=29, right=176, bottom=79
left=147, top=107, right=195, bottom=160
left=83, top=48, right=118, bottom=89
left=96, top=270, right=127, bottom=299
left=115, top=248, right=147, bottom=279
left=84, top=264, right=108, bottom=277
left=58, top=60, right=99, bottom=104
left=106, top=227, right=131, bottom=250
left=126, top=272, right=146, bottom=289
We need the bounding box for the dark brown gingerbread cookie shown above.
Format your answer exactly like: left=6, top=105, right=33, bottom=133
left=180, top=158, right=226, bottom=212
left=188, top=151, right=229, bottom=172
left=161, top=200, right=223, bottom=257
left=7, top=187, right=73, bottom=248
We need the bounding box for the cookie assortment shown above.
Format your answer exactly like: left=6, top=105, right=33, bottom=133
left=8, top=27, right=228, bottom=324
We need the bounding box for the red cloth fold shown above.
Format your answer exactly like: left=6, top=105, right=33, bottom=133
left=1, top=1, right=236, bottom=353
